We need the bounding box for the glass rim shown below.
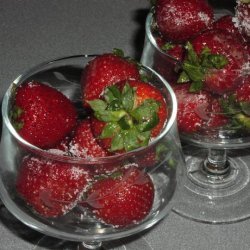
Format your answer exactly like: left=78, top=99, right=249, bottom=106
left=145, top=12, right=180, bottom=64
left=1, top=54, right=178, bottom=164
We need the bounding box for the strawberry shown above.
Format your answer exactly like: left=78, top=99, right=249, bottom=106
left=234, top=0, right=250, bottom=41
left=219, top=78, right=250, bottom=131
left=81, top=50, right=140, bottom=107
left=69, top=118, right=109, bottom=159
left=205, top=98, right=229, bottom=130
left=154, top=37, right=185, bottom=84
left=173, top=83, right=212, bottom=133
left=156, top=37, right=185, bottom=62
left=16, top=155, right=92, bottom=217
left=155, top=0, right=214, bottom=42
left=88, top=80, right=168, bottom=153
left=11, top=81, right=78, bottom=149
left=235, top=76, right=250, bottom=103
left=84, top=167, right=154, bottom=227
left=212, top=15, right=243, bottom=40
left=69, top=118, right=123, bottom=175
left=178, top=30, right=248, bottom=95
left=90, top=117, right=113, bottom=153
left=234, top=78, right=250, bottom=129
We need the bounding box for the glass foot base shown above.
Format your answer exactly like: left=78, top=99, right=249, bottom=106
left=33, top=236, right=153, bottom=250
left=173, top=147, right=250, bottom=224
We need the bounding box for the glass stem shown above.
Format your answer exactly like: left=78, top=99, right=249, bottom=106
left=80, top=241, right=102, bottom=250
left=203, top=148, right=229, bottom=176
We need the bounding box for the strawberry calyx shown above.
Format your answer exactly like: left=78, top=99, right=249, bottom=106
left=88, top=83, right=160, bottom=152
left=235, top=113, right=250, bottom=129
left=221, top=95, right=250, bottom=130
left=112, top=48, right=139, bottom=68
left=161, top=42, right=175, bottom=52
left=10, top=105, right=24, bottom=130
left=178, top=42, right=228, bottom=92
left=240, top=102, right=250, bottom=116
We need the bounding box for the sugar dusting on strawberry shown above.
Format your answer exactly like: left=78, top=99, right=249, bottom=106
left=81, top=52, right=140, bottom=106
left=16, top=156, right=92, bottom=217
left=12, top=81, right=77, bottom=149
left=173, top=84, right=212, bottom=133
left=69, top=118, right=108, bottom=159
left=84, top=167, right=154, bottom=227
left=234, top=0, right=250, bottom=41
left=155, top=0, right=214, bottom=42
left=13, top=51, right=171, bottom=227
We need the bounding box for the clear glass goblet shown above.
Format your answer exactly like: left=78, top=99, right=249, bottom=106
left=0, top=55, right=184, bottom=249
left=141, top=8, right=250, bottom=224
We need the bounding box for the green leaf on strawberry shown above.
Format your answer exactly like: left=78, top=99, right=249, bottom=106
left=220, top=95, right=250, bottom=130
left=240, top=102, right=250, bottom=116
left=178, top=41, right=228, bottom=92
left=220, top=96, right=240, bottom=115
left=88, top=99, right=107, bottom=111
left=100, top=122, right=120, bottom=139
left=161, top=42, right=175, bottom=52
left=235, top=113, right=250, bottom=129
left=89, top=83, right=161, bottom=152
left=121, top=83, right=135, bottom=111
left=111, top=133, right=124, bottom=151
left=104, top=85, right=122, bottom=104
left=10, top=105, right=24, bottom=130
left=112, top=48, right=125, bottom=58
left=123, top=128, right=142, bottom=151
left=177, top=71, right=190, bottom=83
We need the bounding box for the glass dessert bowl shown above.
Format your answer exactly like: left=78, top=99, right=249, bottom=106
left=0, top=54, right=184, bottom=249
left=141, top=1, right=250, bottom=224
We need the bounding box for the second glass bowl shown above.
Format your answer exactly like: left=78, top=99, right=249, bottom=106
left=141, top=8, right=250, bottom=224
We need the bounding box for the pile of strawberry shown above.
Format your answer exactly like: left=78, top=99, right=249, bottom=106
left=12, top=50, right=169, bottom=227
left=153, top=0, right=250, bottom=134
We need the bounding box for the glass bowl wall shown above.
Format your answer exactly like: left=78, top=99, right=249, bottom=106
left=0, top=55, right=184, bottom=242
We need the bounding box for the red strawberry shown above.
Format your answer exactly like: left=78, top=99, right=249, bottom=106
left=173, top=83, right=212, bottom=133
left=16, top=155, right=92, bottom=217
left=69, top=118, right=122, bottom=175
left=156, top=37, right=185, bottom=62
left=234, top=77, right=250, bottom=129
left=128, top=80, right=168, bottom=137
left=212, top=15, right=243, bottom=40
left=205, top=98, right=229, bottom=130
left=69, top=118, right=109, bottom=159
left=90, top=116, right=113, bottom=153
left=154, top=37, right=185, bottom=84
left=179, top=29, right=248, bottom=95
left=234, top=0, right=250, bottom=41
left=89, top=80, right=168, bottom=153
left=84, top=167, right=154, bottom=227
left=235, top=76, right=250, bottom=103
left=81, top=52, right=140, bottom=106
left=12, top=81, right=78, bottom=149
left=220, top=79, right=250, bottom=130
left=155, top=0, right=214, bottom=42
